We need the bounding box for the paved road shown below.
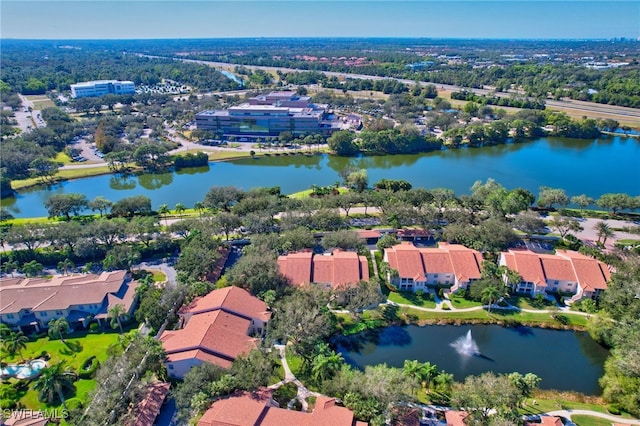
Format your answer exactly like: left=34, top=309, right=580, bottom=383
left=545, top=409, right=640, bottom=424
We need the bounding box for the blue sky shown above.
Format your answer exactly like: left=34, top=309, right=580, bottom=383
left=1, top=1, right=639, bottom=40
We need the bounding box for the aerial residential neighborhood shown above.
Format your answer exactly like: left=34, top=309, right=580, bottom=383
left=1, top=1, right=640, bottom=426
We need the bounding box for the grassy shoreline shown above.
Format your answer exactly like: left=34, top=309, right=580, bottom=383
left=7, top=149, right=327, bottom=192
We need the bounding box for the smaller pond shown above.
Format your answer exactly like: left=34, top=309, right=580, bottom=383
left=336, top=324, right=609, bottom=395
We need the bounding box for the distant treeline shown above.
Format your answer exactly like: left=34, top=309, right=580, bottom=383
left=451, top=90, right=546, bottom=110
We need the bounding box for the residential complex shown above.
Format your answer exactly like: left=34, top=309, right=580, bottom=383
left=70, top=80, right=136, bottom=98
left=383, top=242, right=484, bottom=293
left=277, top=249, right=369, bottom=291
left=198, top=388, right=366, bottom=426
left=195, top=91, right=340, bottom=138
left=160, top=286, right=271, bottom=379
left=499, top=249, right=610, bottom=301
left=0, top=271, right=140, bottom=333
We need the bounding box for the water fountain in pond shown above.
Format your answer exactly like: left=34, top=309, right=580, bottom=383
left=451, top=330, right=479, bottom=356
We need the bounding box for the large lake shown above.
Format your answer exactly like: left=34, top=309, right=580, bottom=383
left=335, top=324, right=609, bottom=395
left=3, top=136, right=639, bottom=217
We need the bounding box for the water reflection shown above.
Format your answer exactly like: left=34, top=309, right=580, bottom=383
left=175, top=165, right=210, bottom=175
left=138, top=172, right=173, bottom=190
left=338, top=324, right=609, bottom=394
left=109, top=175, right=137, bottom=190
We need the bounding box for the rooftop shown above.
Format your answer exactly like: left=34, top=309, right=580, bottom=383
left=0, top=271, right=138, bottom=316
left=384, top=242, right=483, bottom=282
left=179, top=286, right=271, bottom=322
left=198, top=389, right=366, bottom=426
left=277, top=250, right=369, bottom=289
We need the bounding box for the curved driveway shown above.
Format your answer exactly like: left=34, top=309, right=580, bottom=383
left=545, top=409, right=640, bottom=424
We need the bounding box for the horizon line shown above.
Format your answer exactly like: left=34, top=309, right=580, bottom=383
left=3, top=36, right=638, bottom=41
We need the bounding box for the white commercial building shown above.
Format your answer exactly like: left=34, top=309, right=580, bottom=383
left=70, top=80, right=136, bottom=98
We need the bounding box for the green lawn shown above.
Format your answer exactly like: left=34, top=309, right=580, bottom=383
left=0, top=329, right=128, bottom=410
left=506, top=295, right=555, bottom=310
left=388, top=291, right=437, bottom=309
left=449, top=294, right=483, bottom=309
left=148, top=270, right=167, bottom=282
left=1, top=330, right=121, bottom=369
left=571, top=415, right=614, bottom=426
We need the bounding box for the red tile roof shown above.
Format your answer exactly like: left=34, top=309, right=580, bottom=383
left=0, top=271, right=139, bottom=318
left=385, top=242, right=482, bottom=282
left=526, top=416, right=563, bottom=426
left=198, top=390, right=364, bottom=426
left=128, top=382, right=170, bottom=426
left=277, top=251, right=313, bottom=286
left=278, top=250, right=369, bottom=289
left=355, top=229, right=381, bottom=239
left=180, top=286, right=271, bottom=322
left=502, top=249, right=610, bottom=291
left=557, top=250, right=610, bottom=291
left=160, top=310, right=257, bottom=367
left=445, top=410, right=468, bottom=426
left=502, top=250, right=548, bottom=285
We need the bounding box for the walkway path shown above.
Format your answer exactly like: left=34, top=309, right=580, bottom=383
left=385, top=300, right=593, bottom=317
left=269, top=344, right=321, bottom=412
left=545, top=409, right=640, bottom=424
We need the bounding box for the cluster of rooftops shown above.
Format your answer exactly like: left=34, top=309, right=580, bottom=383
left=0, top=239, right=613, bottom=425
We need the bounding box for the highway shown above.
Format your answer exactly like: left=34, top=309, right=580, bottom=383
left=142, top=54, right=640, bottom=123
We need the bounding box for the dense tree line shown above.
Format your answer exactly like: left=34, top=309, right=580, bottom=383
left=0, top=43, right=240, bottom=95
left=451, top=90, right=546, bottom=110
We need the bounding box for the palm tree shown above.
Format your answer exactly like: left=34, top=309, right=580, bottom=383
left=175, top=203, right=185, bottom=217
left=420, top=361, right=438, bottom=391
left=481, top=286, right=503, bottom=314
left=312, top=350, right=344, bottom=383
left=47, top=318, right=70, bottom=343
left=57, top=258, right=74, bottom=276
left=33, top=361, right=77, bottom=409
left=193, top=201, right=205, bottom=217
left=158, top=204, right=170, bottom=227
left=403, top=359, right=423, bottom=395
left=433, top=370, right=455, bottom=394
left=594, top=221, right=615, bottom=246
left=3, top=331, right=29, bottom=362
left=21, top=260, right=43, bottom=277
left=2, top=259, right=18, bottom=277
left=108, top=304, right=127, bottom=334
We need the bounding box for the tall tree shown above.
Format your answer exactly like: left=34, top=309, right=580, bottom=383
left=3, top=331, right=28, bottom=361
left=47, top=318, right=70, bottom=342
left=108, top=304, right=127, bottom=334
left=33, top=361, right=78, bottom=409
left=481, top=286, right=503, bottom=314
left=594, top=221, right=615, bottom=245
left=44, top=193, right=88, bottom=220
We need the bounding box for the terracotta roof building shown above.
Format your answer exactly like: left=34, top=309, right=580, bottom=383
left=0, top=271, right=140, bottom=333
left=277, top=250, right=369, bottom=291
left=499, top=249, right=610, bottom=301
left=126, top=382, right=171, bottom=426
left=160, top=286, right=271, bottom=379
left=445, top=410, right=468, bottom=426
left=526, top=416, right=563, bottom=426
left=383, top=242, right=483, bottom=293
left=197, top=389, right=367, bottom=426
left=1, top=413, right=51, bottom=426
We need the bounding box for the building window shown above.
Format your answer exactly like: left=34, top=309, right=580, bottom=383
left=6, top=314, right=14, bottom=319
left=554, top=280, right=559, bottom=285
left=168, top=365, right=174, bottom=370
left=56, top=311, right=63, bottom=315
left=39, top=312, right=47, bottom=317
